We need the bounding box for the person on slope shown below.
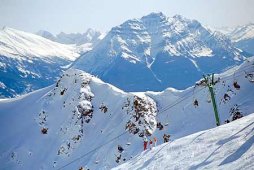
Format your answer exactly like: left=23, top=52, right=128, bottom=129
left=149, top=139, right=153, bottom=150
left=143, top=136, right=148, bottom=150
left=153, top=137, right=157, bottom=147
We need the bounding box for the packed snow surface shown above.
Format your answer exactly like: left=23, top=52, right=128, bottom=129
left=113, top=113, right=254, bottom=170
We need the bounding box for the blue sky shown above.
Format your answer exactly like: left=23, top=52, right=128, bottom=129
left=0, top=0, right=253, bottom=34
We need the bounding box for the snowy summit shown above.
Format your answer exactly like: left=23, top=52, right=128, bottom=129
left=73, top=12, right=247, bottom=91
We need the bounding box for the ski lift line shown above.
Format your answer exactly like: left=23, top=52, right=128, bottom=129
left=58, top=105, right=132, bottom=169
left=57, top=63, right=253, bottom=169
left=220, top=68, right=253, bottom=82
left=157, top=87, right=206, bottom=116
left=157, top=67, right=253, bottom=116
left=212, top=64, right=253, bottom=81
left=58, top=94, right=144, bottom=169
left=155, top=85, right=206, bottom=116
left=194, top=65, right=253, bottom=86
left=56, top=88, right=204, bottom=169
left=57, top=131, right=128, bottom=170
left=160, top=87, right=205, bottom=113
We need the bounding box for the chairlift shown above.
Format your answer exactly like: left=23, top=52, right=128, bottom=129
left=193, top=99, right=199, bottom=107
left=245, top=71, right=254, bottom=83
left=192, top=87, right=199, bottom=107
left=233, top=81, right=240, bottom=90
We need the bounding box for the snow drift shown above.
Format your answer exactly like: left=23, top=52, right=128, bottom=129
left=113, top=112, right=254, bottom=170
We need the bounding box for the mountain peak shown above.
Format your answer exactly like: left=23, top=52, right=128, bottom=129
left=171, top=14, right=201, bottom=26
left=141, top=12, right=167, bottom=22
left=73, top=12, right=246, bottom=91
left=172, top=14, right=185, bottom=20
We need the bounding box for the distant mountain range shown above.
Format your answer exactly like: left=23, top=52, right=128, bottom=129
left=1, top=13, right=253, bottom=98
left=73, top=12, right=249, bottom=92
left=36, top=28, right=105, bottom=46
left=228, top=23, right=254, bottom=55
left=0, top=27, right=80, bottom=98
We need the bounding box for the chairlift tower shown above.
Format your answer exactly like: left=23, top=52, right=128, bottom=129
left=203, top=74, right=220, bottom=126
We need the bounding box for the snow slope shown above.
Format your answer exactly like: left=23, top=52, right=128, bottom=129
left=229, top=24, right=254, bottom=42
left=73, top=12, right=247, bottom=91
left=113, top=112, right=254, bottom=170
left=137, top=56, right=254, bottom=143
left=0, top=27, right=80, bottom=98
left=0, top=57, right=253, bottom=170
left=0, top=27, right=78, bottom=60
left=0, top=69, right=157, bottom=170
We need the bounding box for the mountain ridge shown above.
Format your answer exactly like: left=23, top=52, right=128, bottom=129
left=73, top=12, right=247, bottom=92
left=0, top=27, right=80, bottom=98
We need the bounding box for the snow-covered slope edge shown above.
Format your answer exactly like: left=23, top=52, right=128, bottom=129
left=0, top=57, right=254, bottom=170
left=144, top=56, right=254, bottom=141
left=0, top=27, right=79, bottom=60
left=0, top=27, right=80, bottom=98
left=113, top=112, right=254, bottom=170
left=0, top=69, right=157, bottom=170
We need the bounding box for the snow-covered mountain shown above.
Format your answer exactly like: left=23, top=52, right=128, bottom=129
left=37, top=28, right=105, bottom=46
left=73, top=12, right=247, bottom=92
left=0, top=57, right=253, bottom=170
left=228, top=24, right=254, bottom=55
left=113, top=112, right=254, bottom=170
left=0, top=27, right=80, bottom=98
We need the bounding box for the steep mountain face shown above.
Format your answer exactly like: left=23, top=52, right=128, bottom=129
left=73, top=12, right=247, bottom=91
left=0, top=27, right=80, bottom=98
left=113, top=113, right=254, bottom=170
left=0, top=69, right=158, bottom=170
left=37, top=28, right=105, bottom=46
left=228, top=24, right=254, bottom=55
left=0, top=58, right=253, bottom=170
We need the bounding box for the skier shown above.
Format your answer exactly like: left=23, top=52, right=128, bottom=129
left=143, top=136, right=148, bottom=150
left=153, top=137, right=157, bottom=147
left=232, top=112, right=243, bottom=121
left=193, top=99, right=199, bottom=107
left=163, top=134, right=170, bottom=143
left=116, top=154, right=121, bottom=163
left=149, top=139, right=153, bottom=150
